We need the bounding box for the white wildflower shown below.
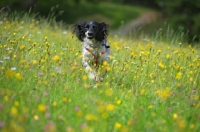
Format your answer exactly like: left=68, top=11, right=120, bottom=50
left=11, top=67, right=17, bottom=70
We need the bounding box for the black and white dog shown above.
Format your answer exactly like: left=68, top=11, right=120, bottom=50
left=73, top=21, right=110, bottom=81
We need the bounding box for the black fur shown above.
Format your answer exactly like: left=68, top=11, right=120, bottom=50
left=73, top=21, right=109, bottom=42
left=73, top=22, right=86, bottom=41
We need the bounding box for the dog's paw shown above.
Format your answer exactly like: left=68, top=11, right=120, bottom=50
left=94, top=76, right=104, bottom=82
left=94, top=76, right=100, bottom=82
left=89, top=72, right=103, bottom=82
left=89, top=72, right=97, bottom=81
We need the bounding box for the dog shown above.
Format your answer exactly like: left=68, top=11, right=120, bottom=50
left=73, top=21, right=110, bottom=81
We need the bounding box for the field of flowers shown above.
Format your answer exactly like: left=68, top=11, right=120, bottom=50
left=0, top=13, right=200, bottom=132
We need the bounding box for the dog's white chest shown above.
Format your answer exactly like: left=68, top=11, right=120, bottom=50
left=82, top=39, right=109, bottom=65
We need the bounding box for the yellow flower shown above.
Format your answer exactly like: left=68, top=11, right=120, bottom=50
left=178, top=119, right=185, bottom=129
left=158, top=62, right=165, bottom=69
left=51, top=72, right=56, bottom=77
left=41, top=59, right=45, bottom=63
left=6, top=69, right=15, bottom=78
left=173, top=113, right=178, bottom=120
left=106, top=104, right=115, bottom=111
left=97, top=105, right=105, bottom=113
left=176, top=72, right=182, bottom=80
left=115, top=122, right=122, bottom=129
left=106, top=66, right=111, bottom=71
left=157, top=49, right=162, bottom=53
left=127, top=119, right=135, bottom=125
left=15, top=73, right=23, bottom=80
left=44, top=81, right=48, bottom=85
left=52, top=101, right=57, bottom=107
left=4, top=95, right=9, bottom=101
left=149, top=73, right=153, bottom=78
left=52, top=55, right=60, bottom=62
left=101, top=112, right=108, bottom=119
left=109, top=55, right=114, bottom=60
left=82, top=75, right=88, bottom=81
left=140, top=89, right=145, bottom=95
left=190, top=71, right=193, bottom=75
left=190, top=124, right=195, bottom=129
left=34, top=115, right=39, bottom=120
left=166, top=54, right=171, bottom=59
left=9, top=121, right=25, bottom=132
left=105, top=88, right=113, bottom=96
left=194, top=95, right=199, bottom=101
left=32, top=60, right=37, bottom=65
left=62, top=97, right=67, bottom=103
left=85, top=114, right=97, bottom=121
left=8, top=50, right=12, bottom=54
left=14, top=101, right=19, bottom=107
left=158, top=89, right=171, bottom=99
left=155, top=90, right=160, bottom=95
left=44, top=36, right=48, bottom=40
left=76, top=111, right=83, bottom=117
left=10, top=106, right=18, bottom=117
left=131, top=52, right=136, bottom=57
left=25, top=64, right=30, bottom=69
left=116, top=100, right=121, bottom=105
left=148, top=105, right=154, bottom=109
left=176, top=83, right=181, bottom=88
left=190, top=77, right=193, bottom=82
left=13, top=54, right=17, bottom=58
left=19, top=45, right=25, bottom=50
left=103, top=61, right=108, bottom=66
left=37, top=104, right=46, bottom=112
left=71, top=65, right=76, bottom=70
left=20, top=60, right=26, bottom=64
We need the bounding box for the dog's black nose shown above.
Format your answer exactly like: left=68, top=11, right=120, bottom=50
left=88, top=32, right=93, bottom=36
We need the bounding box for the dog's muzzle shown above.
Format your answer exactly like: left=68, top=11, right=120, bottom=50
left=87, top=32, right=94, bottom=39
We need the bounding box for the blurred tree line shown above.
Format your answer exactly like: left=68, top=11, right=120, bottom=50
left=101, top=0, right=200, bottom=41
left=0, top=0, right=200, bottom=41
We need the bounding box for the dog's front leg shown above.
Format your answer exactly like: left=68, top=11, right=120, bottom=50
left=82, top=57, right=99, bottom=81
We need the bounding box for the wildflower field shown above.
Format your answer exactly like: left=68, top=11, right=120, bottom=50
left=0, top=13, right=200, bottom=132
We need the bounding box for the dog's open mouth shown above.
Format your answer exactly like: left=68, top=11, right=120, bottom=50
left=87, top=37, right=93, bottom=39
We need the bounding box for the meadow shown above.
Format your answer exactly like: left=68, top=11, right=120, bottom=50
left=0, top=12, right=200, bottom=132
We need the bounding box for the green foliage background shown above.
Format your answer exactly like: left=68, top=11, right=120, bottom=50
left=0, top=0, right=200, bottom=41
left=105, top=0, right=200, bottom=41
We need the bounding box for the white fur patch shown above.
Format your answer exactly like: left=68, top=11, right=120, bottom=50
left=82, top=38, right=110, bottom=81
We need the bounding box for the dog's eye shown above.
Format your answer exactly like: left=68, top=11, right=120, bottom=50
left=85, top=25, right=89, bottom=29
left=93, top=26, right=97, bottom=29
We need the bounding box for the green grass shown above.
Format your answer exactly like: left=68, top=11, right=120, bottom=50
left=0, top=12, right=200, bottom=132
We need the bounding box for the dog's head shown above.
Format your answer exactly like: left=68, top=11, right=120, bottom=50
left=73, top=21, right=109, bottom=42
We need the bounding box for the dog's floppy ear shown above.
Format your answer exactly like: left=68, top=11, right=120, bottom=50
left=100, top=22, right=109, bottom=36
left=96, top=22, right=109, bottom=41
left=73, top=22, right=85, bottom=42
